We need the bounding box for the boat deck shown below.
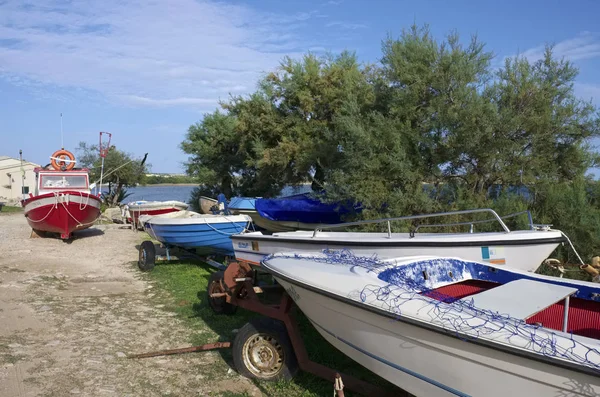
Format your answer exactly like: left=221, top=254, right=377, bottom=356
left=424, top=280, right=600, bottom=339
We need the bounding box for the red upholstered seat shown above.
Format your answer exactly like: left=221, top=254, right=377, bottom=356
left=526, top=298, right=600, bottom=339
left=423, top=280, right=499, bottom=302
left=424, top=279, right=600, bottom=340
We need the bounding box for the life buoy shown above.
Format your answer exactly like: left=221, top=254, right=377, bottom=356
left=50, top=149, right=76, bottom=171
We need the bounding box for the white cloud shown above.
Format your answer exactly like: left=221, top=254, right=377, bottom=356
left=119, top=95, right=218, bottom=107
left=325, top=0, right=344, bottom=5
left=516, top=32, right=600, bottom=63
left=0, top=0, right=320, bottom=108
left=326, top=21, right=368, bottom=30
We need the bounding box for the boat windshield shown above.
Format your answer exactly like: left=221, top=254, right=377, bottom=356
left=41, top=174, right=88, bottom=189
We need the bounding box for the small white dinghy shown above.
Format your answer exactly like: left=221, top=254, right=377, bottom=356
left=262, top=251, right=600, bottom=397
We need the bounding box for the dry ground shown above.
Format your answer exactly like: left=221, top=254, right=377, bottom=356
left=0, top=213, right=261, bottom=397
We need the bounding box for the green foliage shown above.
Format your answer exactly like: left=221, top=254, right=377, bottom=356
left=77, top=142, right=149, bottom=207
left=101, top=187, right=132, bottom=207
left=181, top=24, right=600, bottom=267
left=530, top=178, right=600, bottom=262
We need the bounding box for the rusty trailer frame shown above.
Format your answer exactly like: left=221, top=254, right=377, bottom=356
left=211, top=260, right=403, bottom=397
left=136, top=241, right=403, bottom=396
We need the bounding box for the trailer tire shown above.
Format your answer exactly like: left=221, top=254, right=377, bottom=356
left=207, top=271, right=237, bottom=315
left=138, top=241, right=156, bottom=271
left=233, top=317, right=298, bottom=381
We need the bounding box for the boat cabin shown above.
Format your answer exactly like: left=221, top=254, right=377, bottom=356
left=35, top=168, right=91, bottom=196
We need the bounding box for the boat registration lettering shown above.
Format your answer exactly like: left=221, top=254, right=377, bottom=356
left=286, top=285, right=300, bottom=301
left=481, top=246, right=506, bottom=265
left=237, top=242, right=249, bottom=249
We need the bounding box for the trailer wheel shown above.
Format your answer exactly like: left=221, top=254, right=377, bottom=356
left=233, top=318, right=298, bottom=381
left=207, top=271, right=237, bottom=315
left=138, top=241, right=156, bottom=271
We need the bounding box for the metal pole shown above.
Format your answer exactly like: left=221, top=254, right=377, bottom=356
left=60, top=113, right=64, bottom=149
left=128, top=341, right=231, bottom=359
left=562, top=295, right=570, bottom=333
left=98, top=156, right=105, bottom=197
left=19, top=150, right=25, bottom=199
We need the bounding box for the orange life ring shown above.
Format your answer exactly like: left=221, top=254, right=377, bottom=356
left=50, top=149, right=76, bottom=171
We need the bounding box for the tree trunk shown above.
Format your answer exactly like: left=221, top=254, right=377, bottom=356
left=312, top=163, right=324, bottom=192
left=220, top=174, right=232, bottom=198
left=112, top=177, right=122, bottom=207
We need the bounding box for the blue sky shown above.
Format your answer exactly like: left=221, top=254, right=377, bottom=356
left=1, top=0, right=599, bottom=174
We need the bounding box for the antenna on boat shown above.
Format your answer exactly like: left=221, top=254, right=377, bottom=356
left=60, top=113, right=64, bottom=149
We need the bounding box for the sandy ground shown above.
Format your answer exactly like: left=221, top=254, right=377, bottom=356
left=0, top=213, right=260, bottom=397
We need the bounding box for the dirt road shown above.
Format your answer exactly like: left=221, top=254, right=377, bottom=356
left=0, top=213, right=260, bottom=397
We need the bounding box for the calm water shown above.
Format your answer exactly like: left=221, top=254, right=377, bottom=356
left=101, top=185, right=196, bottom=203
left=125, top=185, right=196, bottom=203
left=104, top=183, right=313, bottom=204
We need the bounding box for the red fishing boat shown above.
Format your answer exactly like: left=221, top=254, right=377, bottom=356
left=22, top=149, right=102, bottom=239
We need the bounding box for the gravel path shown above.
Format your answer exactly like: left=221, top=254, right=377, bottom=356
left=0, top=213, right=260, bottom=397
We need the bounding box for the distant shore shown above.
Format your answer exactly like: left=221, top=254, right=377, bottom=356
left=143, top=183, right=198, bottom=186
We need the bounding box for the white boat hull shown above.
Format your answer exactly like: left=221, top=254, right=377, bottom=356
left=198, top=196, right=218, bottom=214
left=276, top=278, right=600, bottom=396
left=232, top=230, right=563, bottom=272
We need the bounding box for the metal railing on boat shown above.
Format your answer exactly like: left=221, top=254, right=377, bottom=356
left=311, top=208, right=540, bottom=238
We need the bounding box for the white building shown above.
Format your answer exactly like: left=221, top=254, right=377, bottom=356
left=0, top=156, right=40, bottom=204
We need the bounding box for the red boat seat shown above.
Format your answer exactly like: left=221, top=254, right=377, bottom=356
left=424, top=279, right=600, bottom=340
left=422, top=279, right=499, bottom=302
left=526, top=298, right=600, bottom=339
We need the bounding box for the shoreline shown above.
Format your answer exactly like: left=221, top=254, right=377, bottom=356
left=138, top=183, right=197, bottom=187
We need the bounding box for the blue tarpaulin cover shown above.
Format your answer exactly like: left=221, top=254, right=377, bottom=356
left=255, top=193, right=361, bottom=224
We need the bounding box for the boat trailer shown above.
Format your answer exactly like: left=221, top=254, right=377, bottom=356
left=135, top=244, right=401, bottom=396
left=137, top=240, right=226, bottom=272
left=206, top=260, right=401, bottom=396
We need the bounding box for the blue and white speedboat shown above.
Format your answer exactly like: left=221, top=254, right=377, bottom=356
left=262, top=251, right=600, bottom=397
left=141, top=211, right=252, bottom=255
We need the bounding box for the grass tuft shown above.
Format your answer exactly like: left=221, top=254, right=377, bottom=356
left=0, top=205, right=23, bottom=214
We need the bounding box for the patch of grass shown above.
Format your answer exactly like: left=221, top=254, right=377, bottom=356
left=0, top=205, right=22, bottom=214
left=1, top=353, right=25, bottom=364
left=144, top=260, right=400, bottom=397
left=214, top=392, right=252, bottom=397
left=0, top=266, right=26, bottom=273
left=143, top=261, right=255, bottom=346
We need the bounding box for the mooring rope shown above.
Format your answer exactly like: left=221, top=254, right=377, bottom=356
left=25, top=193, right=59, bottom=223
